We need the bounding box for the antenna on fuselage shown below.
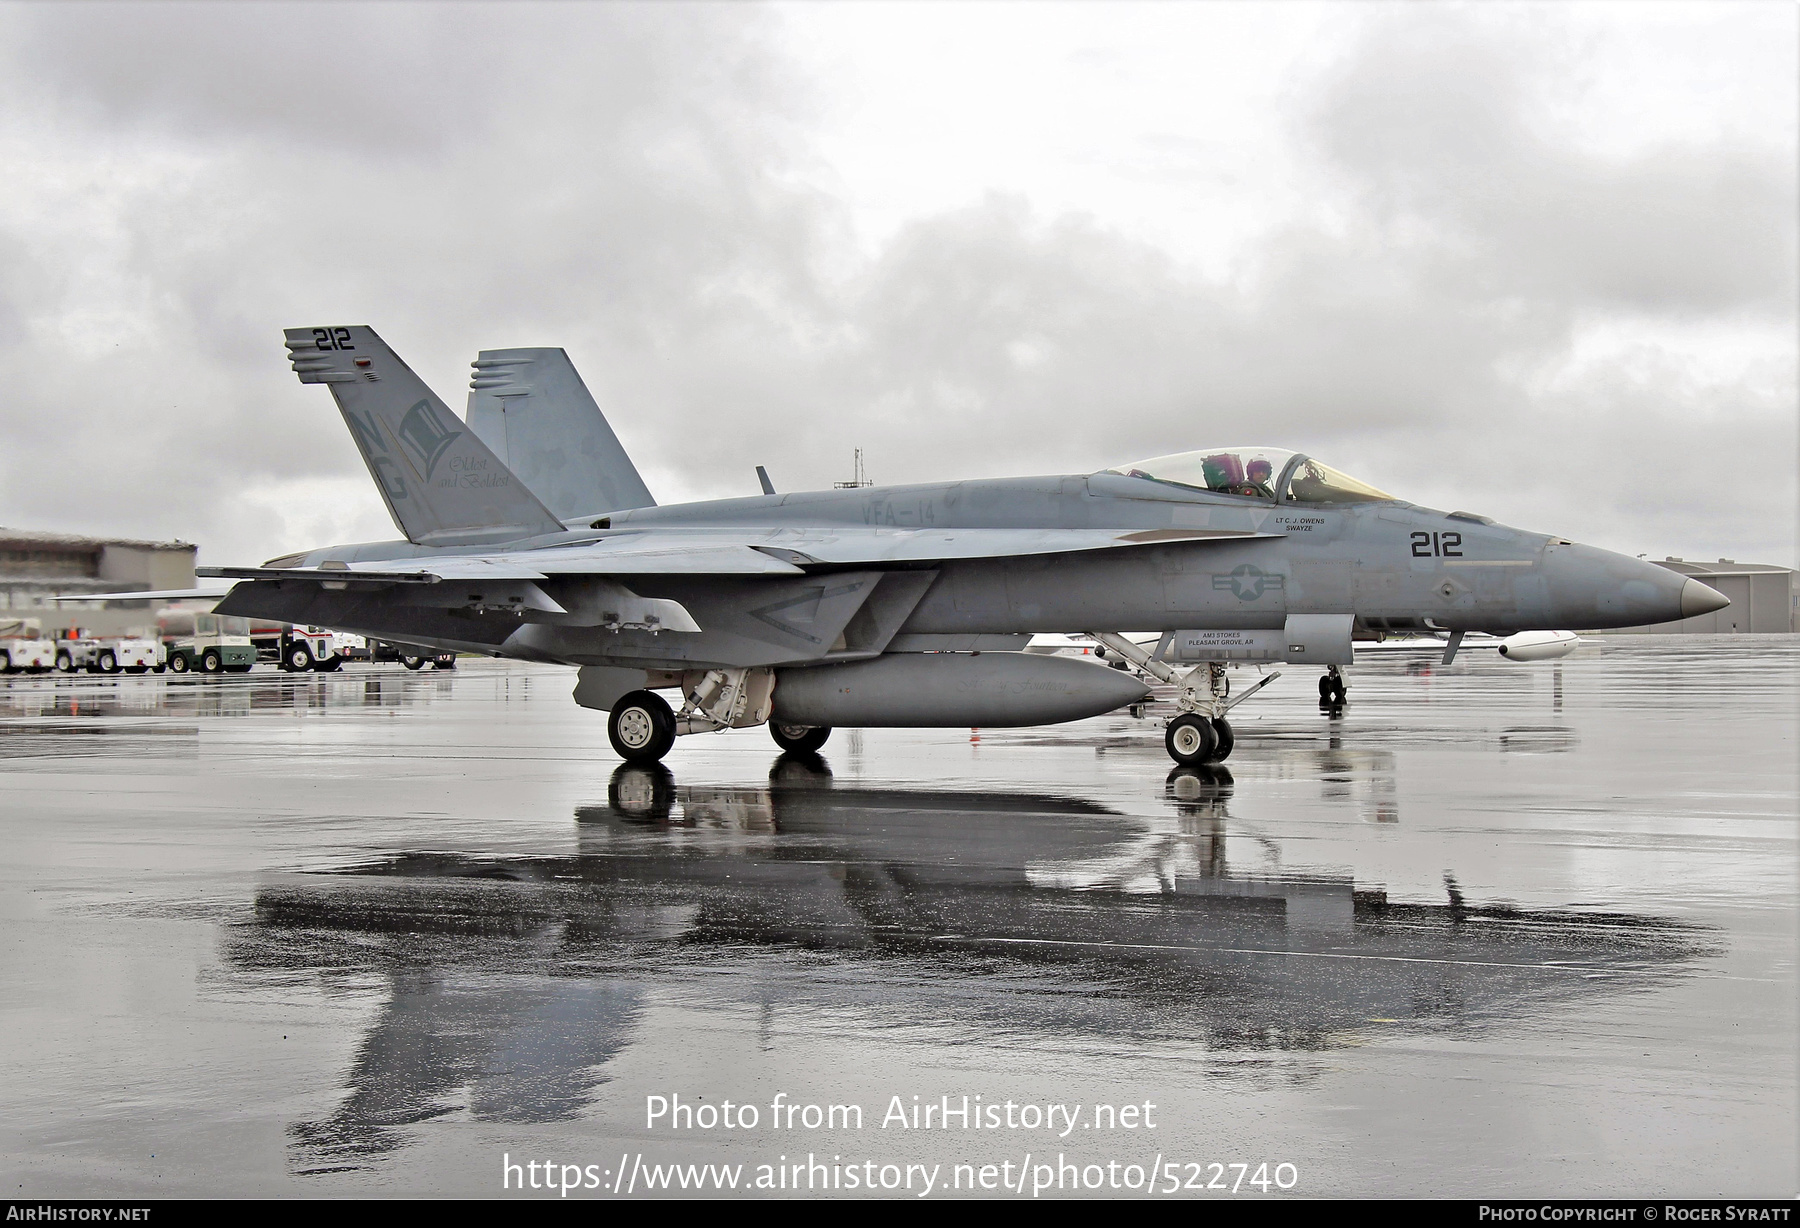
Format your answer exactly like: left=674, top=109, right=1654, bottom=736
left=833, top=448, right=872, bottom=489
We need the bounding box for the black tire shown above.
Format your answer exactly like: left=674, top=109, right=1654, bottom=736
left=608, top=690, right=677, bottom=763
left=201, top=650, right=222, bottom=674
left=1210, top=716, right=1235, bottom=761
left=285, top=642, right=314, bottom=672
left=0, top=653, right=11, bottom=674
left=432, top=655, right=457, bottom=670
left=54, top=653, right=73, bottom=674
left=97, top=651, right=118, bottom=674
left=769, top=723, right=831, bottom=754
left=401, top=655, right=427, bottom=671
left=1318, top=674, right=1334, bottom=700
left=168, top=654, right=189, bottom=674
left=1165, top=713, right=1218, bottom=766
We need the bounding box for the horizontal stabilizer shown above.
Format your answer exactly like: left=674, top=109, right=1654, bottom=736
left=52, top=586, right=232, bottom=602
left=197, top=566, right=445, bottom=586
left=286, top=326, right=566, bottom=546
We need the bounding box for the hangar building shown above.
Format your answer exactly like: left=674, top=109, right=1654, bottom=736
left=1607, top=558, right=1797, bottom=635
left=1, top=529, right=198, bottom=638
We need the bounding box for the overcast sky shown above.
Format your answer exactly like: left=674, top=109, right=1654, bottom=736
left=0, top=1, right=1792, bottom=568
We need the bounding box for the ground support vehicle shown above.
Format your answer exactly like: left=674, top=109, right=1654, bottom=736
left=369, top=640, right=458, bottom=671
left=248, top=622, right=362, bottom=672
left=1, top=621, right=56, bottom=674
left=163, top=613, right=256, bottom=675
left=54, top=637, right=98, bottom=673
left=58, top=637, right=162, bottom=674
left=100, top=637, right=163, bottom=674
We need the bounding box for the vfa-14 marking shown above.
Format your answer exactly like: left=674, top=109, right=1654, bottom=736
left=201, top=326, right=1728, bottom=767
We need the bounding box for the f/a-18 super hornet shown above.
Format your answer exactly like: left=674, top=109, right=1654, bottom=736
left=200, top=325, right=1728, bottom=768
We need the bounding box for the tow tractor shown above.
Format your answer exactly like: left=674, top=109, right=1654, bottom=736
left=85, top=634, right=163, bottom=674
left=161, top=612, right=256, bottom=675
left=1, top=619, right=56, bottom=674
left=57, top=633, right=163, bottom=674
left=53, top=632, right=97, bottom=674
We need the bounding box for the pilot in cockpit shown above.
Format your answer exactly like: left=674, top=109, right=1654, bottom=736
left=1243, top=457, right=1275, bottom=498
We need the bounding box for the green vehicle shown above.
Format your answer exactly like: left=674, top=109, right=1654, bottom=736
left=162, top=613, right=256, bottom=675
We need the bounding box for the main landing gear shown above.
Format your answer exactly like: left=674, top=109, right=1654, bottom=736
left=1085, top=632, right=1279, bottom=768
left=606, top=668, right=782, bottom=764
left=606, top=694, right=834, bottom=764
left=608, top=690, right=678, bottom=763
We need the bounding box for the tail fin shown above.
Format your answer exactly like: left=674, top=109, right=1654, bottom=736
left=285, top=327, right=565, bottom=546
left=466, top=348, right=656, bottom=523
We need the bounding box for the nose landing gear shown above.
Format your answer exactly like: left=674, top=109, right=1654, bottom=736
left=1085, top=632, right=1279, bottom=767
left=1319, top=665, right=1348, bottom=706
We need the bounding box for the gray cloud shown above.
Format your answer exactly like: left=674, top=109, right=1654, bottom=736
left=0, top=2, right=1790, bottom=572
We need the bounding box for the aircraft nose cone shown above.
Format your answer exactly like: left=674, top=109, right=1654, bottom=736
left=1539, top=542, right=1694, bottom=629
left=1680, top=578, right=1730, bottom=619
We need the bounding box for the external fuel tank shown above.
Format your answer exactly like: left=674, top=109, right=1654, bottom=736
left=771, top=652, right=1151, bottom=728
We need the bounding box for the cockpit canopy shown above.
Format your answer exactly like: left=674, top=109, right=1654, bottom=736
left=1105, top=446, right=1394, bottom=505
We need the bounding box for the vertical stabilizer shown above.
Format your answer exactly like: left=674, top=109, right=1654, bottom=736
left=467, top=348, right=656, bottom=522
left=285, top=326, right=565, bottom=546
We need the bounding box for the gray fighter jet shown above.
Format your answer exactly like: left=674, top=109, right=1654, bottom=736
left=203, top=326, right=1728, bottom=768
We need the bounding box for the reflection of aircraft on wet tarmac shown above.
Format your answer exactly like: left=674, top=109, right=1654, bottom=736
left=191, top=326, right=1724, bottom=769
left=231, top=756, right=1712, bottom=1166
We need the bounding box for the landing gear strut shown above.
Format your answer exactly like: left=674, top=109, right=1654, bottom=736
left=1086, top=632, right=1280, bottom=767
left=602, top=669, right=780, bottom=764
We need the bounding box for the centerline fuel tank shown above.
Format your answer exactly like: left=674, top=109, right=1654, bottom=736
left=771, top=651, right=1151, bottom=728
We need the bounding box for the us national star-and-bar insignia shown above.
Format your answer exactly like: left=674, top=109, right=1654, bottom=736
left=1213, top=564, right=1285, bottom=601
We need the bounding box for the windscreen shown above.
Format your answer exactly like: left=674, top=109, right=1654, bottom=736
left=1283, top=458, right=1394, bottom=504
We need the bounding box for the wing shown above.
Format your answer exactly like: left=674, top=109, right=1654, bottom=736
left=199, top=524, right=1272, bottom=586
left=198, top=542, right=804, bottom=586
left=717, top=525, right=1275, bottom=566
